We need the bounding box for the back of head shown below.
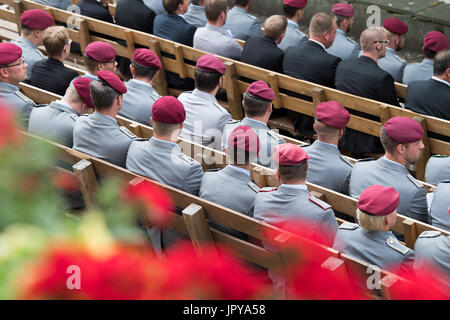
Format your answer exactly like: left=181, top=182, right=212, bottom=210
left=434, top=49, right=450, bottom=76
left=205, top=0, right=227, bottom=22
left=163, top=0, right=184, bottom=13
left=243, top=93, right=271, bottom=117
left=89, top=80, right=118, bottom=111
left=309, top=12, right=335, bottom=37
left=64, top=83, right=84, bottom=105
left=273, top=144, right=310, bottom=183
left=360, top=27, right=385, bottom=53
left=42, top=26, right=69, bottom=58
left=263, top=15, right=287, bottom=41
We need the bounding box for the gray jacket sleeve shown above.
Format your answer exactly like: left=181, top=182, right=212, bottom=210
left=408, top=187, right=430, bottom=224
left=249, top=20, right=262, bottom=39
left=184, top=163, right=204, bottom=196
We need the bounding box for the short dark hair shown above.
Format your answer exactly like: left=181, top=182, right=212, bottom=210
left=434, top=49, right=450, bottom=76
left=83, top=55, right=99, bottom=74
left=333, top=14, right=350, bottom=29
left=283, top=5, right=300, bottom=19
left=163, top=0, right=185, bottom=13
left=243, top=92, right=271, bottom=117
left=89, top=80, right=119, bottom=111
left=380, top=127, right=404, bottom=153
left=205, top=0, right=227, bottom=22
left=131, top=62, right=158, bottom=80
left=278, top=162, right=308, bottom=182
left=424, top=47, right=437, bottom=60
left=234, top=0, right=250, bottom=6
left=194, top=68, right=222, bottom=92
left=20, top=25, right=34, bottom=36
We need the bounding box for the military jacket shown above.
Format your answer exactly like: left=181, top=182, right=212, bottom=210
left=193, top=24, right=243, bottom=60
left=0, top=82, right=36, bottom=128
left=223, top=6, right=262, bottom=41
left=11, top=37, right=45, bottom=80
left=278, top=20, right=306, bottom=52
left=378, top=47, right=406, bottom=83
left=430, top=181, right=450, bottom=231
left=402, top=58, right=434, bottom=85
left=425, top=155, right=450, bottom=185
left=326, top=29, right=361, bottom=61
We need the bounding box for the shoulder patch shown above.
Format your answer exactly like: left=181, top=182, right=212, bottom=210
left=357, top=158, right=375, bottom=163
left=407, top=174, right=423, bottom=189
left=386, top=237, right=410, bottom=255
left=338, top=222, right=359, bottom=230
left=15, top=91, right=33, bottom=103
left=258, top=187, right=278, bottom=192
left=340, top=155, right=354, bottom=167
left=119, top=126, right=138, bottom=139
left=248, top=181, right=260, bottom=193
left=418, top=231, right=441, bottom=239
left=178, top=153, right=197, bottom=165
left=309, top=194, right=332, bottom=210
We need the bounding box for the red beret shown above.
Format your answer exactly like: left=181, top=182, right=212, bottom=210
left=85, top=41, right=117, bottom=62
left=315, top=101, right=350, bottom=129
left=424, top=31, right=448, bottom=52
left=246, top=81, right=275, bottom=101
left=382, top=18, right=408, bottom=35
left=196, top=54, right=226, bottom=75
left=20, top=9, right=54, bottom=30
left=383, top=116, right=424, bottom=144
left=152, top=96, right=186, bottom=124
left=358, top=185, right=400, bottom=216
left=284, top=0, right=307, bottom=9
left=0, top=43, right=22, bottom=65
left=132, top=48, right=161, bottom=70
left=332, top=3, right=354, bottom=18
left=97, top=70, right=127, bottom=94
left=273, top=143, right=310, bottom=166
left=73, top=77, right=94, bottom=109
left=227, top=125, right=260, bottom=154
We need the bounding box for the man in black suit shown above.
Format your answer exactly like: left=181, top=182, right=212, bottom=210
left=283, top=12, right=341, bottom=88
left=241, top=15, right=287, bottom=73
left=405, top=49, right=450, bottom=121
left=335, top=27, right=400, bottom=155
left=115, top=0, right=156, bottom=34
left=77, top=0, right=114, bottom=24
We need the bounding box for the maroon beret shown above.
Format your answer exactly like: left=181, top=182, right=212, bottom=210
left=383, top=117, right=424, bottom=144
left=246, top=81, right=275, bottom=101
left=358, top=185, right=400, bottom=216
left=20, top=9, right=54, bottom=30
left=284, top=0, right=308, bottom=9
left=85, top=41, right=117, bottom=62
left=382, top=18, right=408, bottom=35
left=228, top=125, right=260, bottom=154
left=0, top=43, right=22, bottom=65
left=152, top=96, right=186, bottom=124
left=132, top=48, right=162, bottom=70
left=97, top=70, right=127, bottom=94
left=332, top=3, right=354, bottom=18
left=73, top=77, right=94, bottom=109
left=273, top=143, right=310, bottom=166
left=424, top=31, right=449, bottom=52
left=315, top=101, right=350, bottom=129
left=196, top=54, right=226, bottom=75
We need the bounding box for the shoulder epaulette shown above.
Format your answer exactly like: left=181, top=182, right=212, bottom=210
left=340, top=155, right=354, bottom=167
left=386, top=237, right=410, bottom=255
left=418, top=231, right=441, bottom=239
left=248, top=181, right=260, bottom=193
left=119, top=126, right=138, bottom=139
left=69, top=114, right=78, bottom=122
left=213, top=102, right=228, bottom=113
left=431, top=155, right=448, bottom=158
left=246, top=13, right=257, bottom=20
left=267, top=130, right=282, bottom=141
left=394, top=54, right=406, bottom=63
left=440, top=180, right=450, bottom=183
left=15, top=90, right=34, bottom=103
left=178, top=153, right=197, bottom=165
left=357, top=158, right=375, bottom=163
left=258, top=187, right=278, bottom=192
left=346, top=37, right=357, bottom=44
left=206, top=168, right=220, bottom=172
left=35, top=49, right=45, bottom=58
left=227, top=119, right=240, bottom=125
left=407, top=174, right=423, bottom=189
left=309, top=194, right=332, bottom=210
left=338, top=222, right=359, bottom=230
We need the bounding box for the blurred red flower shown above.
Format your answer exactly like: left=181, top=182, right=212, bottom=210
left=51, top=170, right=81, bottom=191
left=0, top=102, right=22, bottom=149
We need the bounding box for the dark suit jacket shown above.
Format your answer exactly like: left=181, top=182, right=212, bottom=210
left=405, top=78, right=450, bottom=121
left=78, top=0, right=114, bottom=24
left=153, top=13, right=197, bottom=47
left=283, top=40, right=341, bottom=88
left=115, top=0, right=155, bottom=34
left=29, top=58, right=79, bottom=96
left=241, top=36, right=284, bottom=73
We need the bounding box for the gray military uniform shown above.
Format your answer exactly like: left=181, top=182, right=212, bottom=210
left=119, top=79, right=160, bottom=126
left=28, top=100, right=78, bottom=147
left=143, top=0, right=165, bottom=14
left=429, top=181, right=450, bottom=231
left=0, top=82, right=36, bottom=128
left=414, top=231, right=450, bottom=296
left=179, top=89, right=232, bottom=149
left=11, top=37, right=45, bottom=80
left=326, top=29, right=361, bottom=61
left=402, top=58, right=434, bottom=85
left=222, top=117, right=285, bottom=168
left=277, top=20, right=306, bottom=52
left=194, top=24, right=243, bottom=60
left=72, top=111, right=137, bottom=167
left=303, top=140, right=352, bottom=195
left=223, top=6, right=262, bottom=41
left=378, top=47, right=406, bottom=83
left=182, top=4, right=207, bottom=28
left=425, top=155, right=450, bottom=185
left=126, top=137, right=204, bottom=256
left=350, top=157, right=429, bottom=223
left=333, top=222, right=415, bottom=273
left=32, top=0, right=71, bottom=10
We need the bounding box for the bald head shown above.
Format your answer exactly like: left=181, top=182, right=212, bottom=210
left=360, top=27, right=386, bottom=52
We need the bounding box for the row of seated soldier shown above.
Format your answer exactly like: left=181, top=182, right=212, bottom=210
left=0, top=4, right=448, bottom=295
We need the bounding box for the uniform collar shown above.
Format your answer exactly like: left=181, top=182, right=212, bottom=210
left=192, top=88, right=219, bottom=104
left=311, top=140, right=339, bottom=153
left=364, top=229, right=393, bottom=240
left=232, top=6, right=247, bottom=14
left=0, top=82, right=18, bottom=91
left=431, top=76, right=450, bottom=87
left=223, top=165, right=251, bottom=181
left=379, top=156, right=409, bottom=173
left=127, top=79, right=154, bottom=90
left=337, top=28, right=346, bottom=36
left=92, top=111, right=118, bottom=125
left=84, top=73, right=99, bottom=81
left=385, top=47, right=397, bottom=55
left=205, top=24, right=228, bottom=35
left=242, top=117, right=268, bottom=129
left=16, top=36, right=38, bottom=49
left=287, top=20, right=298, bottom=29
left=149, top=137, right=178, bottom=149
left=278, top=184, right=308, bottom=195
left=422, top=58, right=434, bottom=65
left=50, top=100, right=79, bottom=115
left=308, top=39, right=326, bottom=51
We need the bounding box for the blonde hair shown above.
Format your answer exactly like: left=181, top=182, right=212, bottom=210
left=356, top=208, right=392, bottom=232
left=42, top=26, right=69, bottom=58
left=263, top=15, right=288, bottom=41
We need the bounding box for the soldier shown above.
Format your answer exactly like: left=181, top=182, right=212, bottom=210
left=326, top=2, right=360, bottom=61
left=0, top=43, right=36, bottom=128
left=303, top=101, right=352, bottom=195
left=11, top=9, right=54, bottom=80
left=425, top=155, right=450, bottom=185
left=126, top=96, right=203, bottom=256
left=183, top=0, right=207, bottom=28
left=179, top=54, right=231, bottom=149
left=200, top=125, right=260, bottom=238
left=119, top=49, right=161, bottom=126
left=349, top=116, right=429, bottom=224
left=73, top=70, right=137, bottom=167
left=333, top=185, right=415, bottom=274
left=278, top=0, right=307, bottom=52
left=222, top=80, right=284, bottom=168
left=378, top=18, right=408, bottom=83
left=403, top=31, right=448, bottom=85
left=82, top=41, right=118, bottom=81
left=223, top=0, right=262, bottom=41
left=429, top=182, right=450, bottom=231
left=28, top=77, right=94, bottom=147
